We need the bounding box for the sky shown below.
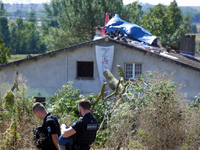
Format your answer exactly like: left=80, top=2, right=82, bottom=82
left=2, top=0, right=200, bottom=6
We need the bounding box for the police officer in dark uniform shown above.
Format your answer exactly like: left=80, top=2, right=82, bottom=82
left=33, top=102, right=61, bottom=150
left=60, top=99, right=98, bottom=150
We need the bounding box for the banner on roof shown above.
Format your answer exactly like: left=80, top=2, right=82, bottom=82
left=95, top=45, right=114, bottom=85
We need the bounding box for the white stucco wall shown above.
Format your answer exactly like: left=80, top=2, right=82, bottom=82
left=0, top=40, right=200, bottom=100
left=0, top=53, right=67, bottom=95
left=106, top=42, right=200, bottom=100
left=66, top=45, right=102, bottom=94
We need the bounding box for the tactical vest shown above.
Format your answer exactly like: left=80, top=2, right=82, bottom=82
left=34, top=114, right=60, bottom=150
left=74, top=114, right=98, bottom=146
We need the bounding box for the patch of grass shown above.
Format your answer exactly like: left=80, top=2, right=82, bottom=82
left=8, top=54, right=27, bottom=62
left=8, top=54, right=40, bottom=63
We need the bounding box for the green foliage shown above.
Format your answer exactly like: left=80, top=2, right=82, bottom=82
left=44, top=0, right=127, bottom=51
left=28, top=11, right=37, bottom=22
left=190, top=93, right=200, bottom=108
left=0, top=1, right=10, bottom=47
left=41, top=0, right=61, bottom=36
left=142, top=0, right=192, bottom=48
left=123, top=2, right=143, bottom=25
left=3, top=90, right=15, bottom=111
left=93, top=68, right=200, bottom=149
left=9, top=15, right=25, bottom=54
left=0, top=38, right=11, bottom=64
left=128, top=139, right=144, bottom=149
left=192, top=24, right=198, bottom=33
left=1, top=118, right=20, bottom=149
left=48, top=81, right=81, bottom=122
left=107, top=102, right=135, bottom=149
left=181, top=6, right=200, bottom=23
left=48, top=81, right=107, bottom=124
left=182, top=13, right=193, bottom=34
left=168, top=0, right=182, bottom=33
left=142, top=4, right=169, bottom=36
left=9, top=14, right=47, bottom=54
left=0, top=74, right=35, bottom=149
left=129, top=71, right=200, bottom=149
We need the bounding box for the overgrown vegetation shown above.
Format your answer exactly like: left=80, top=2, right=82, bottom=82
left=0, top=73, right=48, bottom=150
left=0, top=38, right=11, bottom=64
left=0, top=81, right=36, bottom=149
left=1, top=69, right=200, bottom=149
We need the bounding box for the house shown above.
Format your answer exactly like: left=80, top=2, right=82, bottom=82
left=0, top=35, right=200, bottom=100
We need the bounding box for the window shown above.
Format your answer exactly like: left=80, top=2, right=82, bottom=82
left=77, top=61, right=94, bottom=78
left=125, top=63, right=142, bottom=79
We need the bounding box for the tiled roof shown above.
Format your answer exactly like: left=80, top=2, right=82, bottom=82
left=0, top=36, right=200, bottom=72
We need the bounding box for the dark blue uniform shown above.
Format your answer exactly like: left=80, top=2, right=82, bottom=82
left=38, top=113, right=61, bottom=150
left=72, top=112, right=98, bottom=150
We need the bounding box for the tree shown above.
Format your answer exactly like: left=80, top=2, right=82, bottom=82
left=142, top=0, right=192, bottom=48
left=182, top=13, right=192, bottom=34
left=23, top=16, right=47, bottom=54
left=168, top=0, right=182, bottom=34
left=9, top=14, right=46, bottom=54
left=0, top=38, right=11, bottom=64
left=25, top=22, right=41, bottom=54
left=44, top=0, right=126, bottom=51
left=142, top=4, right=170, bottom=45
left=9, top=15, right=27, bottom=54
left=123, top=2, right=143, bottom=25
left=0, top=1, right=10, bottom=47
left=40, top=0, right=63, bottom=36
left=13, top=10, right=29, bottom=19
left=192, top=24, right=198, bottom=33
left=9, top=22, right=18, bottom=54
left=28, top=11, right=37, bottom=23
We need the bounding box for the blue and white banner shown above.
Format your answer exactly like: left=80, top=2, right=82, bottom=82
left=95, top=45, right=114, bottom=85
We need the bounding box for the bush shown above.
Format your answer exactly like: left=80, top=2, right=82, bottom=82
left=107, top=102, right=135, bottom=149
left=135, top=72, right=186, bottom=149
left=0, top=75, right=36, bottom=149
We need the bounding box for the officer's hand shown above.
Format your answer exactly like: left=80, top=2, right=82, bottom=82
left=60, top=124, right=66, bottom=130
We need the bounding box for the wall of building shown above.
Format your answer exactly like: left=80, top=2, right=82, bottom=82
left=0, top=53, right=67, bottom=96
left=1, top=40, right=200, bottom=100
left=107, top=42, right=200, bottom=100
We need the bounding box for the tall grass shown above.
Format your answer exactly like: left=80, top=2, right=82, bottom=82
left=101, top=71, right=200, bottom=149
left=0, top=73, right=43, bottom=150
